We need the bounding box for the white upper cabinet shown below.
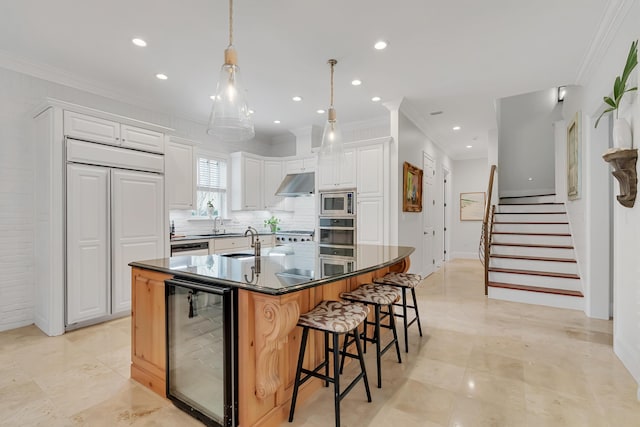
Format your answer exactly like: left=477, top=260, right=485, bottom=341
left=165, top=138, right=195, bottom=209
left=121, top=125, right=164, bottom=153
left=263, top=160, right=284, bottom=210
left=64, top=110, right=120, bottom=146
left=64, top=111, right=164, bottom=153
left=285, top=156, right=315, bottom=174
left=356, top=143, right=384, bottom=198
left=231, top=153, right=263, bottom=210
left=318, top=148, right=355, bottom=190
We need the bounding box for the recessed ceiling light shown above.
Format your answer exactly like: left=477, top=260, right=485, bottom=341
left=210, top=95, right=216, bottom=100
left=466, top=145, right=472, bottom=148
left=528, top=177, right=534, bottom=181
left=374, top=40, right=388, bottom=50
left=155, top=73, right=168, bottom=80
left=132, top=38, right=147, bottom=47
left=248, top=109, right=255, bottom=114
left=351, top=79, right=362, bottom=86
left=273, top=120, right=281, bottom=124
left=453, top=126, right=461, bottom=131
left=371, top=96, right=381, bottom=102
left=317, top=109, right=326, bottom=114
left=292, top=96, right=303, bottom=102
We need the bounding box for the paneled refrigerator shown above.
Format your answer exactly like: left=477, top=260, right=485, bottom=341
left=66, top=138, right=164, bottom=327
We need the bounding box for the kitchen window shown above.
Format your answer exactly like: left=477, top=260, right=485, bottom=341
left=196, top=155, right=227, bottom=217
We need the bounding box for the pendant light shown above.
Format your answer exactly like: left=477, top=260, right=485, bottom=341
left=207, top=0, right=255, bottom=142
left=318, top=59, right=344, bottom=181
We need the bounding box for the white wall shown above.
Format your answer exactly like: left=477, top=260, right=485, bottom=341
left=566, top=0, right=640, bottom=397
left=0, top=66, right=269, bottom=332
left=396, top=109, right=453, bottom=275
left=450, top=158, right=489, bottom=259
left=498, top=88, right=563, bottom=197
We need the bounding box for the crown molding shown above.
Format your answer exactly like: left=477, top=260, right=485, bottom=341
left=575, top=0, right=636, bottom=85
left=397, top=99, right=451, bottom=155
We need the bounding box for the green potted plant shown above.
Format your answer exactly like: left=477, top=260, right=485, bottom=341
left=264, top=216, right=280, bottom=233
left=595, top=39, right=638, bottom=149
left=206, top=200, right=216, bottom=216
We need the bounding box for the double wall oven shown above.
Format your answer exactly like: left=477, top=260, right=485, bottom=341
left=319, top=190, right=357, bottom=277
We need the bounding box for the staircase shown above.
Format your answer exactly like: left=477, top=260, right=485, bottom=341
left=487, top=194, right=584, bottom=310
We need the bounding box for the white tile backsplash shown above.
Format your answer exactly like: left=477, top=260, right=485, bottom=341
left=170, top=196, right=317, bottom=236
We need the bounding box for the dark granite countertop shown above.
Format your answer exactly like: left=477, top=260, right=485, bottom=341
left=130, top=242, right=414, bottom=295
left=170, top=232, right=275, bottom=242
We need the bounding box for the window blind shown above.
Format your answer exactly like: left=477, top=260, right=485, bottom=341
left=197, top=157, right=227, bottom=190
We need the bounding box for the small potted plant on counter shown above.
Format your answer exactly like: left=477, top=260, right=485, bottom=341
left=264, top=216, right=280, bottom=233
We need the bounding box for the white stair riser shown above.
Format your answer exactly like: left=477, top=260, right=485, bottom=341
left=497, top=204, right=565, bottom=213
left=488, top=287, right=584, bottom=311
left=494, top=213, right=567, bottom=222
left=492, top=234, right=572, bottom=246
left=493, top=223, right=569, bottom=234
left=499, top=195, right=557, bottom=204
left=489, top=258, right=578, bottom=275
left=489, top=271, right=581, bottom=290
left=490, top=245, right=575, bottom=259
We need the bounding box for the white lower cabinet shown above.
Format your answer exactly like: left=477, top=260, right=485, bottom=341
left=66, top=164, right=164, bottom=325
left=357, top=197, right=384, bottom=245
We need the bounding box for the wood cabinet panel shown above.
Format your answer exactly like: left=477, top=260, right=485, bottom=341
left=131, top=267, right=170, bottom=397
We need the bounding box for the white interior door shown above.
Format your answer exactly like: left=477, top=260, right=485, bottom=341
left=423, top=153, right=435, bottom=277
left=111, top=170, right=164, bottom=314
left=66, top=164, right=110, bottom=325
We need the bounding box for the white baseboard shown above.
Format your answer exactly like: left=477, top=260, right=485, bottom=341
left=451, top=252, right=478, bottom=260
left=614, top=336, right=640, bottom=400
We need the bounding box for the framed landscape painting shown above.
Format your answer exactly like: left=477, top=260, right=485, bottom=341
left=460, top=192, right=485, bottom=221
left=402, top=161, right=423, bottom=212
left=567, top=112, right=581, bottom=200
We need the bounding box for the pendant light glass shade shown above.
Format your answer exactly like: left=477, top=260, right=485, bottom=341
left=318, top=59, right=344, bottom=181
left=207, top=0, right=255, bottom=142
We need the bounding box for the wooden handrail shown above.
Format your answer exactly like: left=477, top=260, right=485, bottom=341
left=482, top=165, right=497, bottom=295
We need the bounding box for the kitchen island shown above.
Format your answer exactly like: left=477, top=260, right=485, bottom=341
left=129, top=242, right=413, bottom=427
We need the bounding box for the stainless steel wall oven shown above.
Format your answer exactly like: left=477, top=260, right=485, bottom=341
left=318, top=216, right=356, bottom=258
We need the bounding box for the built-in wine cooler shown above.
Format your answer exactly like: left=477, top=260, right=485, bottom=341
left=165, top=278, right=237, bottom=427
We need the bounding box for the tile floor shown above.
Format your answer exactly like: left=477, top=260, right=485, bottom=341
left=1, top=259, right=639, bottom=426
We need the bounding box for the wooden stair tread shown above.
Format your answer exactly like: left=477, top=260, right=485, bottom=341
left=499, top=202, right=564, bottom=206
left=492, top=232, right=571, bottom=236
left=492, top=221, right=568, bottom=225
left=491, top=243, right=574, bottom=249
left=488, top=282, right=584, bottom=297
left=494, top=212, right=566, bottom=215
left=488, top=267, right=580, bottom=279
left=500, top=194, right=556, bottom=199
left=490, top=254, right=577, bottom=263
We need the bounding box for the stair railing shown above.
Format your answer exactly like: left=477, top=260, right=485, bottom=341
left=479, top=165, right=497, bottom=295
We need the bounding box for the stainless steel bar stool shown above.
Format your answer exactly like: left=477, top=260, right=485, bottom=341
left=374, top=272, right=423, bottom=353
left=288, top=300, right=372, bottom=427
left=339, top=283, right=402, bottom=388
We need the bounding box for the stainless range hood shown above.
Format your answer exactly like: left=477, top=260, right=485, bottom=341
left=275, top=172, right=315, bottom=196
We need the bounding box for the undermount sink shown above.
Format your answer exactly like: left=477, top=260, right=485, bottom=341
left=219, top=253, right=255, bottom=259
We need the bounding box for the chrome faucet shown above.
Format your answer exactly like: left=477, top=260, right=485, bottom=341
left=212, top=216, right=222, bottom=234
left=244, top=226, right=261, bottom=257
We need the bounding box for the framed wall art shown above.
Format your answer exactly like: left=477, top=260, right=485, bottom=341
left=402, top=161, right=423, bottom=212
left=460, top=192, right=485, bottom=221
left=567, top=112, right=581, bottom=200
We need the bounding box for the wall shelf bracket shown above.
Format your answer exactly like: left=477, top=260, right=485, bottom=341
left=603, top=148, right=638, bottom=208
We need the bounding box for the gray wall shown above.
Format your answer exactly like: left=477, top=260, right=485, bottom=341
left=498, top=88, right=563, bottom=197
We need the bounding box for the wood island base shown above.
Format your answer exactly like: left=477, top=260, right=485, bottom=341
left=130, top=256, right=410, bottom=427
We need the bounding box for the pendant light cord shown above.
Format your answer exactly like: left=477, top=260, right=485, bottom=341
left=229, top=0, right=234, bottom=47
